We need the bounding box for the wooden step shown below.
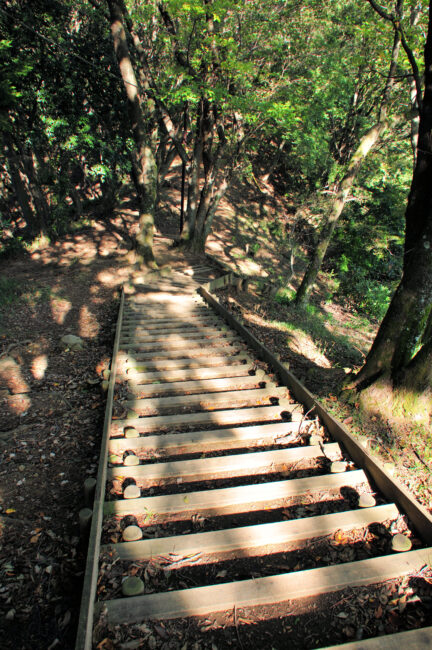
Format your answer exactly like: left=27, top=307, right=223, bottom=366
left=321, top=627, right=432, bottom=650
left=120, top=326, right=226, bottom=340
left=122, top=312, right=219, bottom=322
left=107, top=443, right=342, bottom=484
left=126, top=374, right=266, bottom=398
left=104, top=469, right=368, bottom=518
left=127, top=289, right=201, bottom=297
left=124, top=386, right=287, bottom=415
left=98, top=548, right=432, bottom=624
left=110, top=404, right=302, bottom=436
left=120, top=333, right=239, bottom=351
left=109, top=421, right=311, bottom=456
left=124, top=300, right=205, bottom=316
left=124, top=363, right=254, bottom=385
left=126, top=294, right=203, bottom=303
left=117, top=354, right=250, bottom=372
left=121, top=317, right=220, bottom=330
left=123, top=310, right=212, bottom=321
left=124, top=307, right=211, bottom=318
left=104, top=503, right=399, bottom=560
left=117, top=344, right=242, bottom=360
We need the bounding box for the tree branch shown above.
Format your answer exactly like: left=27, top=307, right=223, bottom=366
left=366, top=0, right=423, bottom=113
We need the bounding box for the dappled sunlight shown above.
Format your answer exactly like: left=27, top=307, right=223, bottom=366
left=97, top=266, right=131, bottom=288
left=5, top=393, right=31, bottom=415
left=285, top=327, right=332, bottom=369
left=236, top=257, right=267, bottom=277
left=0, top=355, right=30, bottom=395
left=359, top=377, right=431, bottom=430
left=31, top=354, right=48, bottom=379
left=79, top=305, right=100, bottom=338
left=50, top=294, right=72, bottom=325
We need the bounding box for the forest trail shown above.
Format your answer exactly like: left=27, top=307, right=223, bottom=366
left=1, top=203, right=431, bottom=649
left=76, top=269, right=432, bottom=649
left=0, top=224, right=223, bottom=649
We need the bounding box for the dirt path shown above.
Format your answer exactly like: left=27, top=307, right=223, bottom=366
left=0, top=202, right=215, bottom=649
left=1, top=184, right=430, bottom=648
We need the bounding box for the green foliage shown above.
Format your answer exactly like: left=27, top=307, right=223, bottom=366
left=272, top=302, right=363, bottom=367
left=274, top=287, right=295, bottom=305
left=0, top=276, right=22, bottom=305
left=0, top=0, right=132, bottom=243
left=326, top=148, right=410, bottom=318
left=0, top=39, right=33, bottom=127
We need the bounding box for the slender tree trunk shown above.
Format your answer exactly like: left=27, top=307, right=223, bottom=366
left=184, top=173, right=229, bottom=253
left=295, top=26, right=402, bottom=307
left=181, top=105, right=203, bottom=243
left=347, top=0, right=432, bottom=390
left=107, top=0, right=156, bottom=265
left=410, top=77, right=420, bottom=169
left=3, top=133, right=34, bottom=231
left=21, top=149, right=50, bottom=233
left=409, top=5, right=421, bottom=169
left=294, top=122, right=384, bottom=306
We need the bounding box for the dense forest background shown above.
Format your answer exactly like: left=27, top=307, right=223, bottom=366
left=1, top=0, right=432, bottom=416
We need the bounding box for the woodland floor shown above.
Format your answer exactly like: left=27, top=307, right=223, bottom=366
left=0, top=174, right=431, bottom=649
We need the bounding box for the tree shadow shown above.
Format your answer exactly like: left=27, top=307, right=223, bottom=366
left=214, top=286, right=370, bottom=398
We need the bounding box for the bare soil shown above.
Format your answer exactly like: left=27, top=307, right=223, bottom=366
left=0, top=201, right=210, bottom=649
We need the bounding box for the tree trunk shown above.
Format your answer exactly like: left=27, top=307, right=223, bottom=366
left=295, top=26, right=401, bottom=307
left=107, top=0, right=156, bottom=266
left=181, top=105, right=203, bottom=244
left=2, top=133, right=34, bottom=231
left=21, top=149, right=50, bottom=233
left=347, top=0, right=432, bottom=391
left=295, top=122, right=383, bottom=306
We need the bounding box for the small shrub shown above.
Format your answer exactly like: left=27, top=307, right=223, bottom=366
left=274, top=287, right=294, bottom=305
left=0, top=276, right=22, bottom=305
left=338, top=270, right=393, bottom=320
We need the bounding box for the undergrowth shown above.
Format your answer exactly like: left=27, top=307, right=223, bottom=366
left=0, top=276, right=22, bottom=306
left=271, top=291, right=364, bottom=367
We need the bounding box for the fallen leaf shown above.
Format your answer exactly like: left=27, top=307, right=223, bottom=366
left=96, top=639, right=115, bottom=650
left=5, top=508, right=16, bottom=514
left=374, top=605, right=383, bottom=619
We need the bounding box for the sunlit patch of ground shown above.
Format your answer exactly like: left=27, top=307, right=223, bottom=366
left=31, top=354, right=48, bottom=380
left=79, top=305, right=100, bottom=338
left=50, top=295, right=72, bottom=325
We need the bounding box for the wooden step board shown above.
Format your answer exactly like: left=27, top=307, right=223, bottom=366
left=120, top=333, right=239, bottom=351
left=104, top=503, right=400, bottom=561
left=120, top=327, right=229, bottom=342
left=110, top=404, right=303, bottom=436
left=121, top=317, right=221, bottom=330
left=109, top=421, right=312, bottom=456
left=123, top=308, right=212, bottom=320
left=118, top=343, right=243, bottom=360
left=107, top=442, right=342, bottom=484
left=321, top=626, right=432, bottom=650
left=118, top=353, right=250, bottom=372
left=124, top=385, right=287, bottom=414
left=104, top=469, right=368, bottom=517
left=125, top=362, right=254, bottom=384
left=126, top=371, right=262, bottom=395
left=98, top=548, right=432, bottom=624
